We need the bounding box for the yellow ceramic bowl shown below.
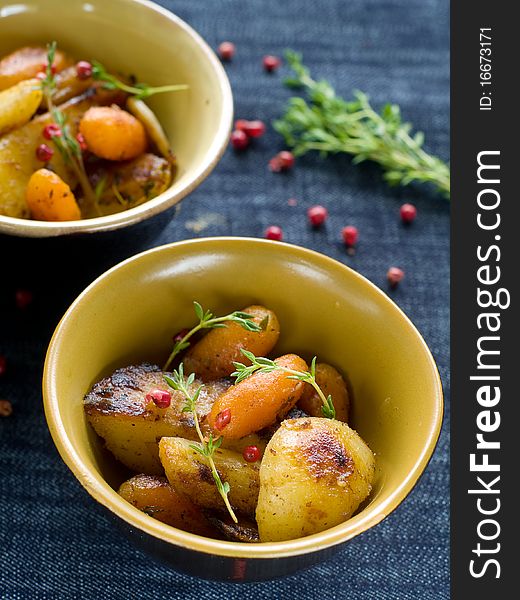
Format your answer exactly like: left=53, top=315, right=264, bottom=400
left=0, top=0, right=232, bottom=237
left=43, top=237, right=443, bottom=581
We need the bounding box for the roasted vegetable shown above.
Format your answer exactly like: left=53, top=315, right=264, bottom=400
left=0, top=78, right=42, bottom=136
left=89, top=153, right=171, bottom=215
left=159, top=437, right=260, bottom=517
left=0, top=88, right=124, bottom=218
left=256, top=417, right=375, bottom=542
left=299, top=363, right=350, bottom=422
left=79, top=105, right=147, bottom=160
left=183, top=305, right=280, bottom=382
left=207, top=515, right=260, bottom=543
left=127, top=96, right=173, bottom=162
left=0, top=46, right=71, bottom=91
left=84, top=364, right=231, bottom=474
left=118, top=474, right=216, bottom=536
left=207, top=354, right=307, bottom=439
left=25, top=168, right=80, bottom=221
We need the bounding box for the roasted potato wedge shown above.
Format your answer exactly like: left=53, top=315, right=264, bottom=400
left=84, top=364, right=231, bottom=474
left=118, top=474, right=216, bottom=536
left=299, top=363, right=350, bottom=422
left=0, top=46, right=71, bottom=91
left=256, top=417, right=375, bottom=542
left=0, top=78, right=42, bottom=136
left=183, top=305, right=280, bottom=381
left=207, top=354, right=307, bottom=439
left=159, top=437, right=260, bottom=517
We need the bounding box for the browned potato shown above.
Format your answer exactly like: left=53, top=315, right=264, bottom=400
left=0, top=78, right=42, bottom=136
left=0, top=46, right=71, bottom=91
left=299, top=363, right=350, bottom=422
left=256, top=417, right=375, bottom=542
left=118, top=474, right=216, bottom=536
left=159, top=437, right=260, bottom=517
left=88, top=153, right=172, bottom=216
left=84, top=364, right=231, bottom=474
left=183, top=305, right=280, bottom=381
left=207, top=354, right=308, bottom=439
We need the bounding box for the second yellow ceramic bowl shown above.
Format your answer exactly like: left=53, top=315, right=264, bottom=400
left=0, top=0, right=232, bottom=237
left=43, top=237, right=443, bottom=581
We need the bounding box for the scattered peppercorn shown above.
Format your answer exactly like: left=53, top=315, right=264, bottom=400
left=307, top=205, right=328, bottom=227
left=35, top=144, right=53, bottom=162
left=42, top=124, right=62, bottom=140
left=76, top=60, right=93, bottom=80
left=269, top=150, right=295, bottom=172
left=387, top=267, right=405, bottom=288
left=42, top=62, right=57, bottom=75
left=214, top=408, right=232, bottom=430
left=230, top=129, right=249, bottom=151
left=342, top=225, right=358, bottom=247
left=400, top=203, right=417, bottom=224
left=235, top=119, right=266, bottom=138
left=0, top=400, right=13, bottom=418
left=264, top=225, right=283, bottom=241
left=218, top=41, right=235, bottom=61
left=243, top=445, right=261, bottom=462
left=0, top=355, right=6, bottom=377
left=263, top=55, right=281, bottom=73
left=15, top=289, right=33, bottom=309
left=145, top=389, right=172, bottom=409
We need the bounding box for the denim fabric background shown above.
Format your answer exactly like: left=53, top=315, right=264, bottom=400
left=0, top=0, right=449, bottom=597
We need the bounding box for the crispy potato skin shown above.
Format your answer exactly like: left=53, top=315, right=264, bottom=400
left=256, top=417, right=375, bottom=542
left=0, top=78, right=42, bottom=136
left=183, top=305, right=280, bottom=382
left=118, top=474, right=215, bottom=536
left=299, top=363, right=350, bottom=423
left=84, top=364, right=231, bottom=474
left=207, top=354, right=308, bottom=440
left=159, top=437, right=260, bottom=517
left=0, top=46, right=71, bottom=91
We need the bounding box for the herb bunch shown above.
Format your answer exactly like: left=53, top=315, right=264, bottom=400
left=91, top=61, right=188, bottom=100
left=274, top=51, right=450, bottom=198
left=40, top=42, right=99, bottom=214
left=232, top=350, right=336, bottom=419
left=163, top=302, right=263, bottom=371
left=164, top=365, right=237, bottom=523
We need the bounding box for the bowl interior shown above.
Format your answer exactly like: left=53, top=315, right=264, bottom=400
left=44, top=238, right=443, bottom=558
left=0, top=0, right=232, bottom=235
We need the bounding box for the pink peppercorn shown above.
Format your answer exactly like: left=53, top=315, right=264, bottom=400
left=263, top=55, right=281, bottom=72
left=264, top=225, right=283, bottom=241
left=307, top=205, right=328, bottom=227
left=0, top=355, right=6, bottom=377
left=342, top=225, right=358, bottom=246
left=269, top=151, right=295, bottom=172
left=218, top=41, right=235, bottom=61
left=42, top=124, right=62, bottom=140
left=243, top=445, right=261, bottom=462
left=35, top=144, right=53, bottom=162
left=230, top=129, right=249, bottom=151
left=145, top=389, right=172, bottom=409
left=214, top=408, right=232, bottom=431
left=76, top=133, right=88, bottom=152
left=76, top=60, right=93, bottom=80
left=387, top=267, right=405, bottom=288
left=400, top=203, right=417, bottom=224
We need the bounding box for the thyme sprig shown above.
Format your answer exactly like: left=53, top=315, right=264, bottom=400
left=163, top=302, right=263, bottom=371
left=40, top=42, right=99, bottom=215
left=232, top=350, right=336, bottom=419
left=274, top=51, right=450, bottom=198
left=91, top=61, right=188, bottom=100
left=164, top=364, right=237, bottom=523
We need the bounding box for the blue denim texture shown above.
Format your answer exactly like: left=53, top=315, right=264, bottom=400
left=0, top=0, right=449, bottom=597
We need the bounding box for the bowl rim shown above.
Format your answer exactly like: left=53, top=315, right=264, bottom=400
left=0, top=0, right=234, bottom=238
left=43, top=236, right=444, bottom=559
